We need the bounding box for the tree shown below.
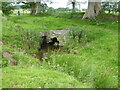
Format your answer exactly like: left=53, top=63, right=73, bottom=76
left=29, top=2, right=37, bottom=15
left=47, top=7, right=56, bottom=13
left=21, top=0, right=42, bottom=15
left=118, top=1, right=120, bottom=13
left=20, top=2, right=30, bottom=14
left=2, top=2, right=15, bottom=15
left=67, top=0, right=87, bottom=13
left=101, top=2, right=111, bottom=13
left=35, top=1, right=42, bottom=14
left=67, top=0, right=76, bottom=13
left=72, top=0, right=76, bottom=12
left=25, top=0, right=47, bottom=15
left=101, top=2, right=119, bottom=14
left=82, top=0, right=102, bottom=19
left=76, top=1, right=87, bottom=11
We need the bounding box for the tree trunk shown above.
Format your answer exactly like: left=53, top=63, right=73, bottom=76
left=35, top=2, right=42, bottom=15
left=72, top=0, right=76, bottom=13
left=30, top=2, right=36, bottom=15
left=94, top=2, right=102, bottom=16
left=30, top=0, right=42, bottom=15
left=108, top=10, right=111, bottom=13
left=82, top=0, right=102, bottom=19
left=23, top=10, right=24, bottom=15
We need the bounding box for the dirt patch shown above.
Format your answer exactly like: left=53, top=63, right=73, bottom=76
left=2, top=51, right=17, bottom=66
left=12, top=84, right=23, bottom=88
left=0, top=40, right=2, bottom=46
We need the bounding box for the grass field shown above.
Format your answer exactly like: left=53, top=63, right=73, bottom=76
left=2, top=12, right=118, bottom=88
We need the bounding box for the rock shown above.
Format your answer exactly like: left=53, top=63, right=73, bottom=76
left=73, top=50, right=79, bottom=54
left=2, top=51, right=17, bottom=66
left=0, top=41, right=3, bottom=46
left=12, top=44, right=17, bottom=47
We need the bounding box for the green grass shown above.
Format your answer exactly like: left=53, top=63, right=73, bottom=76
left=2, top=44, right=40, bottom=67
left=2, top=66, right=86, bottom=88
left=7, top=13, right=118, bottom=31
left=2, top=45, right=87, bottom=88
left=41, top=27, right=118, bottom=88
left=2, top=12, right=118, bottom=88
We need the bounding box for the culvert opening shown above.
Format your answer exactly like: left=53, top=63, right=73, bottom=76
left=36, top=36, right=64, bottom=60
left=38, top=36, right=62, bottom=51
left=35, top=29, right=85, bottom=61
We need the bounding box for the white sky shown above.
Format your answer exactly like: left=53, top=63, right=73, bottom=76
left=12, top=0, right=88, bottom=10
left=43, top=0, right=119, bottom=9
left=44, top=0, right=88, bottom=9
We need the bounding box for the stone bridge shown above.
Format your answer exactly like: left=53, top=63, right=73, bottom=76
left=39, top=28, right=70, bottom=46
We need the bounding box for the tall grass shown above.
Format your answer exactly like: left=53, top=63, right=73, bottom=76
left=40, top=25, right=118, bottom=88
left=2, top=18, right=41, bottom=54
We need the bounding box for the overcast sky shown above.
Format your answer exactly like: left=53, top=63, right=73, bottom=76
left=45, top=0, right=88, bottom=9
left=13, top=0, right=88, bottom=10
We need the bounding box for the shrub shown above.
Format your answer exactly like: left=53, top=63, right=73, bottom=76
left=2, top=58, right=9, bottom=67
left=2, top=2, right=15, bottom=15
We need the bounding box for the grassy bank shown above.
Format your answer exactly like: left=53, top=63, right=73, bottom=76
left=2, top=12, right=118, bottom=88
